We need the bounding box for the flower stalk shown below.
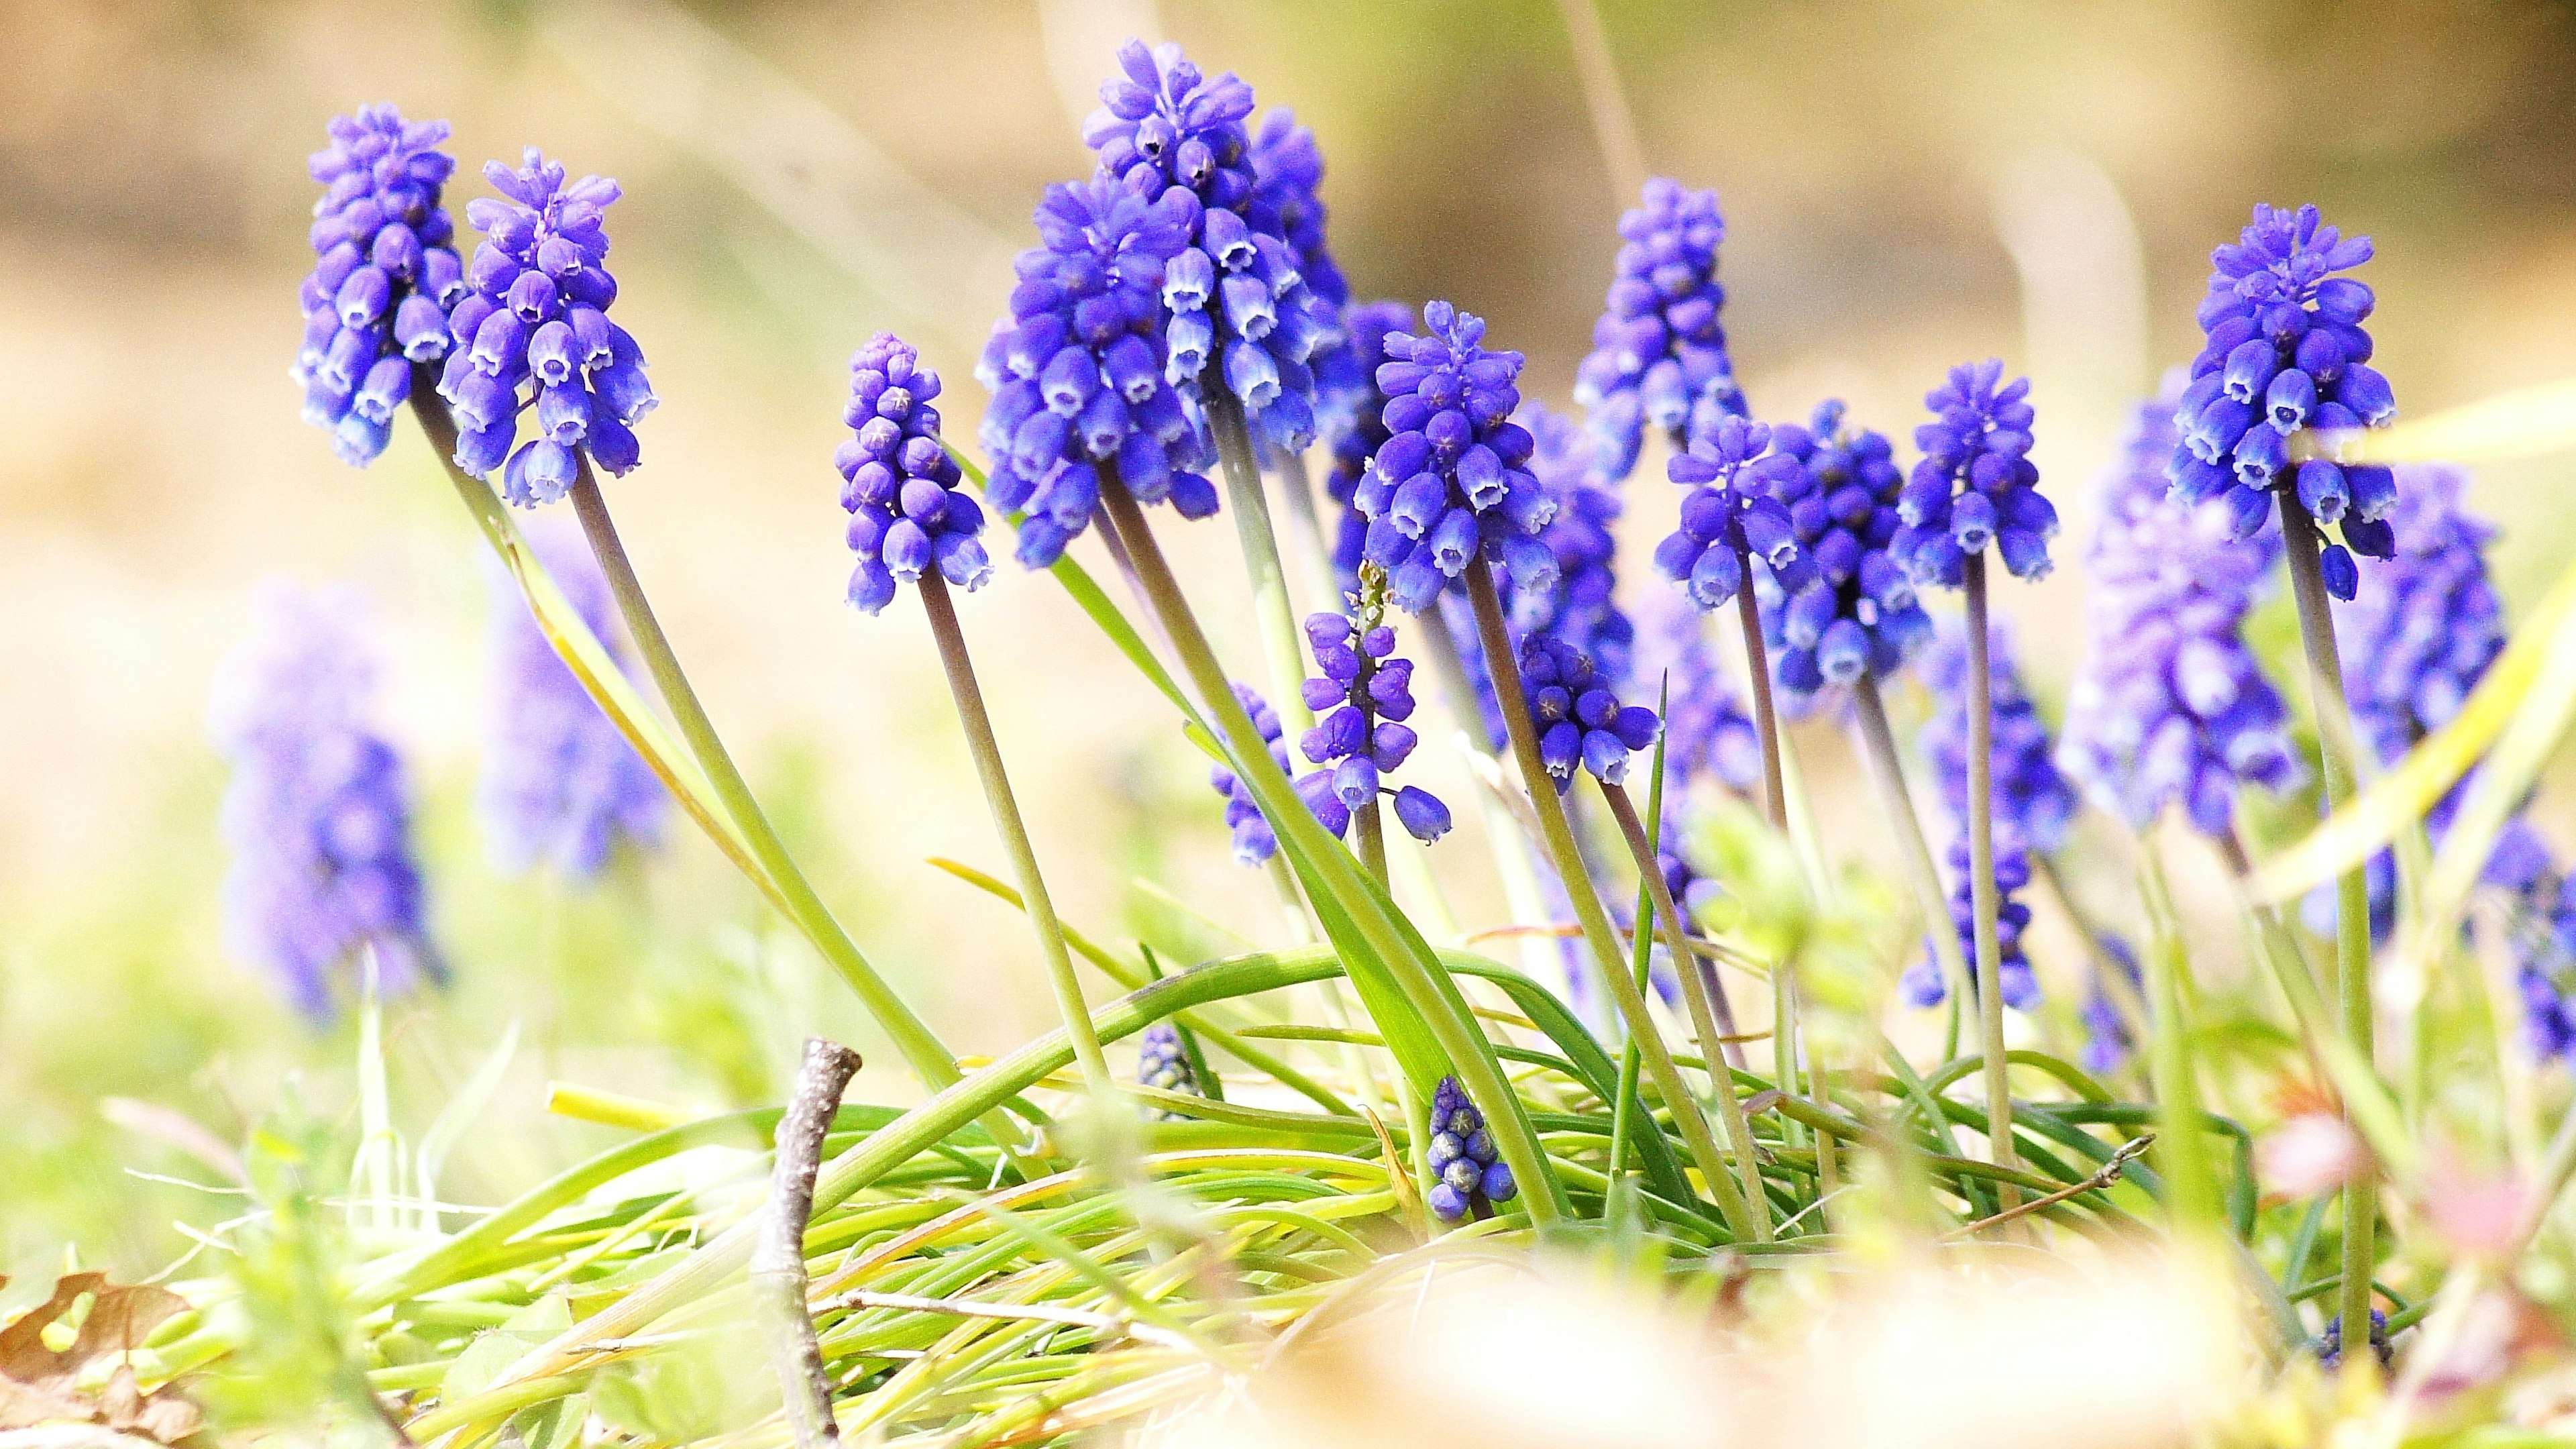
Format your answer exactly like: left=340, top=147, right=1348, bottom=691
left=1851, top=674, right=1974, bottom=1013
left=1206, top=366, right=1315, bottom=735
left=1963, top=555, right=2020, bottom=1200
left=1732, top=547, right=1790, bottom=832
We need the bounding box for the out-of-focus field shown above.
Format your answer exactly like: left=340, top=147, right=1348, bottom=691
left=3, top=0, right=2573, bottom=1289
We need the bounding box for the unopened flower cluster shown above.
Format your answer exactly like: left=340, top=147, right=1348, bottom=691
left=296, top=105, right=464, bottom=466
left=1574, top=179, right=1743, bottom=482
left=840, top=333, right=991, bottom=612
left=1762, top=401, right=1932, bottom=694
left=1426, top=1075, right=1517, bottom=1221
left=1894, top=360, right=2054, bottom=585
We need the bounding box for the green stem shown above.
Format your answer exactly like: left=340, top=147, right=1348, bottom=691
left=1270, top=446, right=1346, bottom=609
left=916, top=572, right=1112, bottom=1095
left=1355, top=797, right=1390, bottom=888
left=1851, top=676, right=1974, bottom=1017
left=2137, top=837, right=2220, bottom=1234
left=1962, top=555, right=2019, bottom=1203
left=1731, top=551, right=1790, bottom=832
left=1091, top=472, right=1566, bottom=1224
left=2279, top=504, right=2379, bottom=1358
left=1599, top=780, right=1770, bottom=1234
left=1203, top=387, right=1314, bottom=735
left=564, top=468, right=965, bottom=1097
left=1461, top=561, right=1764, bottom=1240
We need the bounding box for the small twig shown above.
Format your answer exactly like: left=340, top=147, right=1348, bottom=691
left=754, top=1038, right=863, bottom=1448
left=1944, top=1133, right=2154, bottom=1240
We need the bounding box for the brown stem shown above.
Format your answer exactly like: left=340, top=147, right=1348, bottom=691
left=753, top=1038, right=863, bottom=1448
left=1963, top=555, right=2019, bottom=1203
left=1731, top=553, right=1789, bottom=831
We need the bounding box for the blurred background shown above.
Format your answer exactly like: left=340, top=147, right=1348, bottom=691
left=5, top=0, right=2574, bottom=1291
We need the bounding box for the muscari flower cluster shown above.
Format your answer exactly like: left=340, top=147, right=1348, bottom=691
left=1894, top=360, right=2053, bottom=586
left=1350, top=303, right=1558, bottom=612
left=1633, top=590, right=1762, bottom=796
left=211, top=582, right=436, bottom=1019
left=1426, top=1075, right=1518, bottom=1221
left=2059, top=394, right=2300, bottom=837
left=1901, top=837, right=2041, bottom=1012
left=1506, top=405, right=1634, bottom=683
left=438, top=151, right=656, bottom=505
left=1208, top=682, right=1350, bottom=866
left=1652, top=414, right=1814, bottom=612
left=1087, top=40, right=1338, bottom=453
left=2169, top=203, right=2396, bottom=602
left=839, top=333, right=991, bottom=612
left=295, top=106, right=464, bottom=466
left=1299, top=611, right=1452, bottom=845
left=480, top=533, right=666, bottom=878
left=1573, top=178, right=1743, bottom=482
left=2318, top=1309, right=2393, bottom=1373
left=2080, top=934, right=2145, bottom=1076
left=1320, top=301, right=1413, bottom=590
left=1134, top=1022, right=1201, bottom=1119
left=1921, top=626, right=2080, bottom=855
left=978, top=180, right=1216, bottom=567
left=1247, top=109, right=1348, bottom=314
left=1760, top=400, right=1933, bottom=695
left=1517, top=635, right=1660, bottom=794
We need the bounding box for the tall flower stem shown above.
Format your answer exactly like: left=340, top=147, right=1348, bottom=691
left=1731, top=547, right=1790, bottom=831
left=1204, top=388, right=1315, bottom=734
left=407, top=393, right=969, bottom=1104
left=1091, top=470, right=1567, bottom=1226
left=1598, top=779, right=1770, bottom=1224
left=2279, top=504, right=2380, bottom=1355
left=1354, top=798, right=1390, bottom=888
left=1962, top=555, right=2019, bottom=1201
left=1851, top=676, right=1975, bottom=1018
left=1462, top=560, right=1767, bottom=1241
left=916, top=572, right=1112, bottom=1095
left=1270, top=448, right=1345, bottom=608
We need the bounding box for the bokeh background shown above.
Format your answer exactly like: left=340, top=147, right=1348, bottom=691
left=5, top=0, right=2573, bottom=1291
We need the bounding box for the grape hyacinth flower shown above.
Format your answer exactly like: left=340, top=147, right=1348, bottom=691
left=1762, top=401, right=1933, bottom=696
left=1207, top=682, right=1347, bottom=865
left=1348, top=302, right=1557, bottom=612
left=436, top=150, right=657, bottom=504
left=1572, top=179, right=1743, bottom=482
left=1652, top=413, right=1815, bottom=611
left=1900, top=837, right=2040, bottom=1011
left=2080, top=935, right=2145, bottom=1077
left=1517, top=634, right=1661, bottom=794
left=1247, top=109, right=1347, bottom=312
left=1893, top=360, right=2054, bottom=586
left=2317, top=1309, right=2393, bottom=1372
left=479, top=533, right=667, bottom=878
left=2517, top=873, right=2576, bottom=1061
left=1921, top=626, right=2080, bottom=855
left=1134, top=1022, right=1202, bottom=1119
left=1297, top=610, right=1451, bottom=845
left=1505, top=403, right=1633, bottom=681
left=1631, top=590, right=1762, bottom=794
left=1426, top=1075, right=1518, bottom=1222
left=977, top=180, right=1215, bottom=568
left=2169, top=203, right=2396, bottom=602
left=211, top=581, right=437, bottom=1019
left=2332, top=466, right=2502, bottom=765
left=294, top=105, right=464, bottom=466
left=837, top=333, right=992, bottom=613
left=1087, top=40, right=1338, bottom=453
left=1319, top=301, right=1412, bottom=591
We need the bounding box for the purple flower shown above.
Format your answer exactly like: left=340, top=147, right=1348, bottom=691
left=1893, top=359, right=2054, bottom=585
left=1651, top=413, right=1815, bottom=612
left=1900, top=835, right=2040, bottom=1011
left=1087, top=40, right=1337, bottom=453
left=2518, top=874, right=2576, bottom=1061
left=1760, top=400, right=1933, bottom=696
left=2332, top=466, right=2502, bottom=765
left=976, top=179, right=1216, bottom=568
left=1506, top=402, right=1633, bottom=682
left=1573, top=179, right=1744, bottom=482
left=1320, top=301, right=1413, bottom=592
left=294, top=106, right=464, bottom=467
left=2080, top=935, right=2144, bottom=1076
left=1516, top=634, right=1660, bottom=794
left=1426, top=1075, right=1517, bottom=1220
left=1207, top=682, right=1349, bottom=865
left=2169, top=203, right=2395, bottom=602
left=437, top=150, right=656, bottom=502
left=2059, top=393, right=2300, bottom=836
left=479, top=531, right=666, bottom=878
left=838, top=333, right=991, bottom=612
left=1298, top=611, right=1451, bottom=845
left=1350, top=302, right=1556, bottom=612
left=1248, top=109, right=1347, bottom=311
left=1135, top=1021, right=1201, bottom=1117
left=1921, top=625, right=2079, bottom=855
left=210, top=581, right=437, bottom=1019
left=1631, top=590, right=1762, bottom=796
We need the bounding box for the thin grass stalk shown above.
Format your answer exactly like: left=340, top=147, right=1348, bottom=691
left=407, top=392, right=969, bottom=1104
left=1850, top=675, right=1975, bottom=1014
left=917, top=572, right=1112, bottom=1093
left=1962, top=555, right=2019, bottom=1203
left=2135, top=843, right=2219, bottom=1236
left=1203, top=388, right=1315, bottom=734
left=1460, top=559, right=1764, bottom=1240
left=2278, top=504, right=2381, bottom=1354
left=1091, top=470, right=1567, bottom=1224
left=1598, top=780, right=1770, bottom=1228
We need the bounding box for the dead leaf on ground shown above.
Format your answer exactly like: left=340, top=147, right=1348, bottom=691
left=0, top=1275, right=202, bottom=1442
